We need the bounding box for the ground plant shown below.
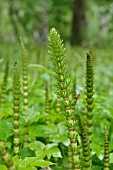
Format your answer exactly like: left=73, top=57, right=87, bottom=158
left=0, top=28, right=113, bottom=170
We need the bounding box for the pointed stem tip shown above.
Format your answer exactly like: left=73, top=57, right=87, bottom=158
left=86, top=53, right=90, bottom=59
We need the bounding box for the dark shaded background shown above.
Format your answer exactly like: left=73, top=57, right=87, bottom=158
left=0, top=0, right=113, bottom=47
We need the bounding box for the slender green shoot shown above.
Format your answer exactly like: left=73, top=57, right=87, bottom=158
left=86, top=53, right=94, bottom=167
left=48, top=28, right=80, bottom=170
left=20, top=37, right=29, bottom=147
left=104, top=127, right=110, bottom=170
left=0, top=59, right=9, bottom=106
left=13, top=62, right=20, bottom=156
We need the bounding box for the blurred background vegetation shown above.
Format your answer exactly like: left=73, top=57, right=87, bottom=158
left=0, top=1, right=113, bottom=169
left=0, top=0, right=113, bottom=47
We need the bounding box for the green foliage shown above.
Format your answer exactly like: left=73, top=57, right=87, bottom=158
left=0, top=27, right=113, bottom=170
left=12, top=155, right=53, bottom=169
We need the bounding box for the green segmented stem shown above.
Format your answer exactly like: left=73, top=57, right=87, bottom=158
left=0, top=141, right=15, bottom=170
left=56, top=95, right=60, bottom=114
left=13, top=62, right=20, bottom=156
left=86, top=53, right=94, bottom=167
left=0, top=60, right=9, bottom=106
left=104, top=127, right=110, bottom=170
left=67, top=147, right=73, bottom=170
left=54, top=95, right=62, bottom=166
left=20, top=37, right=28, bottom=109
left=20, top=37, right=29, bottom=146
left=48, top=28, right=80, bottom=170
left=78, top=117, right=91, bottom=170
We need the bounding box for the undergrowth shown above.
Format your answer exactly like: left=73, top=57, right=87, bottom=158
left=0, top=28, right=113, bottom=170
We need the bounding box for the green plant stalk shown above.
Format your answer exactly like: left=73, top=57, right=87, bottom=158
left=20, top=37, right=29, bottom=146
left=78, top=117, right=91, bottom=170
left=86, top=54, right=94, bottom=167
left=20, top=37, right=28, bottom=109
left=48, top=28, right=80, bottom=170
left=68, top=147, right=73, bottom=170
left=13, top=62, right=20, bottom=156
left=0, top=141, right=15, bottom=170
left=0, top=60, right=9, bottom=106
left=104, top=127, right=110, bottom=170
left=54, top=94, right=61, bottom=166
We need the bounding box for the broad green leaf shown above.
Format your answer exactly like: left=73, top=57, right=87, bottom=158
left=19, top=157, right=53, bottom=167
left=60, top=135, right=70, bottom=146
left=46, top=143, right=58, bottom=149
left=21, top=107, right=43, bottom=123
left=20, top=148, right=35, bottom=159
left=57, top=122, right=67, bottom=135
left=27, top=141, right=45, bottom=150
left=35, top=149, right=45, bottom=159
left=27, top=141, right=45, bottom=159
left=0, top=165, right=8, bottom=170
left=45, top=143, right=62, bottom=159
left=0, top=107, right=13, bottom=118
left=49, top=134, right=70, bottom=146
left=29, top=124, right=57, bottom=138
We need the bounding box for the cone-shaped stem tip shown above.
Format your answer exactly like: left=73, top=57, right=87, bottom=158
left=87, top=53, right=90, bottom=59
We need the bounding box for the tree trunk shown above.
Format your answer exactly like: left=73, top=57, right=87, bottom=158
left=70, top=0, right=86, bottom=45
left=33, top=1, right=48, bottom=46
left=8, top=0, right=20, bottom=40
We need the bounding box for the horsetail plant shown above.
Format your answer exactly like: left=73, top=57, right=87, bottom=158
left=20, top=37, right=29, bottom=146
left=20, top=37, right=29, bottom=109
left=86, top=53, right=94, bottom=168
left=104, top=127, right=110, bottom=170
left=13, top=62, right=21, bottom=156
left=48, top=28, right=80, bottom=170
left=78, top=116, right=90, bottom=170
left=0, top=59, right=9, bottom=106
